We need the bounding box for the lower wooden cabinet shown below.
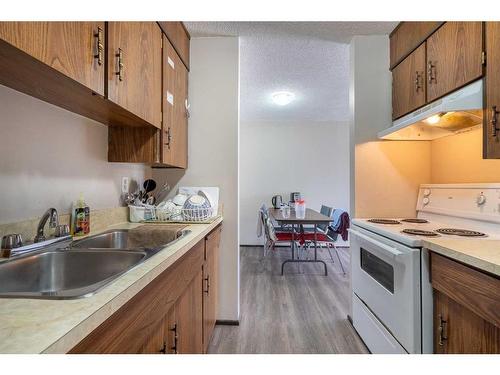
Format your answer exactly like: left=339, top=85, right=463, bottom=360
left=175, top=270, right=204, bottom=353
left=203, top=226, right=221, bottom=352
left=431, top=252, right=500, bottom=354
left=70, top=224, right=221, bottom=354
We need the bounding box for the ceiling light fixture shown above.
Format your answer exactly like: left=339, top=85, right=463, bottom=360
left=271, top=91, right=295, bottom=106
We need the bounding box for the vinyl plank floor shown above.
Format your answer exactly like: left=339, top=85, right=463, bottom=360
left=208, top=246, right=368, bottom=354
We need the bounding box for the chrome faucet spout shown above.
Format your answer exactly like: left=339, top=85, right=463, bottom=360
left=34, top=208, right=59, bottom=243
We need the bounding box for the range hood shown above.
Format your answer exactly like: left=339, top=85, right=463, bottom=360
left=379, top=79, right=483, bottom=141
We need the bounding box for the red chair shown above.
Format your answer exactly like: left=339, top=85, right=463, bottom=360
left=298, top=228, right=346, bottom=275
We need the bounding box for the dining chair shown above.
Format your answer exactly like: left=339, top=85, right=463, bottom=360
left=261, top=211, right=298, bottom=259
left=299, top=206, right=346, bottom=275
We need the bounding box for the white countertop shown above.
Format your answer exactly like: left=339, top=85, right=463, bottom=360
left=0, top=217, right=223, bottom=353
left=422, top=237, right=500, bottom=277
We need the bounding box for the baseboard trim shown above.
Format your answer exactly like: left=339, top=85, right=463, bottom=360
left=216, top=319, right=240, bottom=326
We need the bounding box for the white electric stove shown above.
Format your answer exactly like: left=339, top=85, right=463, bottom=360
left=349, top=183, right=500, bottom=354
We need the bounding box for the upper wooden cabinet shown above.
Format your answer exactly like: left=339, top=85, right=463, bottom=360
left=158, top=22, right=190, bottom=70
left=107, top=22, right=162, bottom=129
left=484, top=22, right=500, bottom=159
left=162, top=34, right=188, bottom=168
left=426, top=22, right=483, bottom=102
left=392, top=43, right=427, bottom=120
left=390, top=22, right=443, bottom=70
left=0, top=22, right=105, bottom=95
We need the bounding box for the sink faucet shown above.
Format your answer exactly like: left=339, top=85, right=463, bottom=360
left=34, top=208, right=59, bottom=243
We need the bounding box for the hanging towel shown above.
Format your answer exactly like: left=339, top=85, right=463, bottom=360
left=256, top=204, right=267, bottom=238
left=328, top=209, right=350, bottom=241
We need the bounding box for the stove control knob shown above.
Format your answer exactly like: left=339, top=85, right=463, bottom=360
left=422, top=197, right=430, bottom=205
left=476, top=192, right=486, bottom=206
left=423, top=189, right=431, bottom=197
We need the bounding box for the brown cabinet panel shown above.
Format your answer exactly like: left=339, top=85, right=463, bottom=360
left=176, top=270, right=204, bottom=354
left=392, top=43, right=427, bottom=119
left=0, top=22, right=105, bottom=95
left=203, top=226, right=221, bottom=352
left=162, top=35, right=188, bottom=168
left=390, top=22, right=444, bottom=69
left=426, top=22, right=483, bottom=102
left=434, top=290, right=500, bottom=354
left=107, top=22, right=162, bottom=129
left=484, top=22, right=500, bottom=159
left=158, top=22, right=190, bottom=70
left=431, top=253, right=500, bottom=327
left=70, top=239, right=204, bottom=353
left=137, top=317, right=167, bottom=354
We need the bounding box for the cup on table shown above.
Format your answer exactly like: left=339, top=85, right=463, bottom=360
left=281, top=204, right=291, bottom=219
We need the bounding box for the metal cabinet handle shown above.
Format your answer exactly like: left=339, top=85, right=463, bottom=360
left=116, top=48, right=124, bottom=81
left=93, top=27, right=104, bottom=66
left=414, top=71, right=423, bottom=92
left=170, top=323, right=178, bottom=354
left=427, top=61, right=436, bottom=83
left=438, top=314, right=447, bottom=346
left=204, top=275, right=210, bottom=295
left=165, top=127, right=172, bottom=148
left=159, top=341, right=167, bottom=354
left=491, top=105, right=500, bottom=137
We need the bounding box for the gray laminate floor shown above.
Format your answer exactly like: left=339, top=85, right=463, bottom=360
left=208, top=246, right=368, bottom=354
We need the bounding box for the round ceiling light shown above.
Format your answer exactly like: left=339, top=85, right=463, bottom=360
left=271, top=91, right=295, bottom=106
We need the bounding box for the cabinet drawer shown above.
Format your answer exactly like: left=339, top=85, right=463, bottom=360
left=431, top=253, right=500, bottom=327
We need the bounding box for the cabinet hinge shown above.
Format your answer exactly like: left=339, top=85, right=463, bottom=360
left=161, top=37, right=163, bottom=49
left=482, top=51, right=486, bottom=65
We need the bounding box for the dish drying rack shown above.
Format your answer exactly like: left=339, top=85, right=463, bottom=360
left=129, top=205, right=219, bottom=224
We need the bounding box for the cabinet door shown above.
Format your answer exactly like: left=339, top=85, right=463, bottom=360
left=137, top=317, right=167, bottom=354
left=0, top=22, right=105, bottom=95
left=434, top=290, right=500, bottom=354
left=107, top=22, right=162, bottom=128
left=427, top=22, right=483, bottom=102
left=176, top=270, right=203, bottom=354
left=203, top=227, right=221, bottom=351
left=392, top=43, right=426, bottom=120
left=484, top=22, right=500, bottom=159
left=162, top=34, right=188, bottom=168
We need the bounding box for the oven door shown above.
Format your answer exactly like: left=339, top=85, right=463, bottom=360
left=350, top=226, right=421, bottom=353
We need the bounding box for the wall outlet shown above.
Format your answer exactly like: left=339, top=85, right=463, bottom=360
left=121, top=177, right=130, bottom=194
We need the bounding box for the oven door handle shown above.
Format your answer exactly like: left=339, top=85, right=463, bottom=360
left=352, top=230, right=404, bottom=259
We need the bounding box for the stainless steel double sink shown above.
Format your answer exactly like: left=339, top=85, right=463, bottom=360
left=0, top=227, right=190, bottom=299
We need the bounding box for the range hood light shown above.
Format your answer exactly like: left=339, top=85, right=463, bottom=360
left=424, top=113, right=444, bottom=125
left=378, top=80, right=484, bottom=141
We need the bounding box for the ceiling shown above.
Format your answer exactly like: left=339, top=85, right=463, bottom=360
left=184, top=22, right=398, bottom=123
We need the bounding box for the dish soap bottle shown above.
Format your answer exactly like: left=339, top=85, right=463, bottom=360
left=71, top=193, right=90, bottom=236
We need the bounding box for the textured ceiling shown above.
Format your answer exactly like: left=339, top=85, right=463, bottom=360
left=185, top=22, right=398, bottom=123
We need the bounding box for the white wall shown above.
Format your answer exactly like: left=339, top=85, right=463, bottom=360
left=239, top=120, right=350, bottom=245
left=153, top=37, right=240, bottom=321
left=349, top=35, right=431, bottom=218
left=0, top=84, right=150, bottom=224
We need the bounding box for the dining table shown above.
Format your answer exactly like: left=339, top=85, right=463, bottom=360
left=268, top=207, right=332, bottom=276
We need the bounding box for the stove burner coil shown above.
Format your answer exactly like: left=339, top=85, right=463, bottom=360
left=401, top=218, right=429, bottom=224
left=368, top=219, right=401, bottom=225
left=435, top=228, right=486, bottom=237
left=401, top=229, right=439, bottom=237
